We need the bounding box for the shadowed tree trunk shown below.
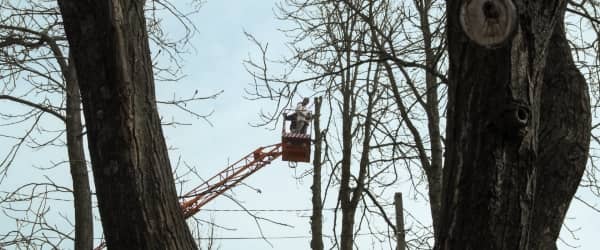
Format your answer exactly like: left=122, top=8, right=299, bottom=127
left=310, top=96, right=324, bottom=250
left=57, top=0, right=197, bottom=249
left=530, top=16, right=591, bottom=250
left=436, top=0, right=588, bottom=249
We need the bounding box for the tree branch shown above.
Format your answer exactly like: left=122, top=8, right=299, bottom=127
left=0, top=95, right=65, bottom=122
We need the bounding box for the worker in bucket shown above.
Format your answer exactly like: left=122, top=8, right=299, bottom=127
left=285, top=97, right=312, bottom=133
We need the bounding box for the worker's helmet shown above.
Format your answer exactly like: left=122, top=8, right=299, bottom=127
left=302, top=97, right=309, bottom=105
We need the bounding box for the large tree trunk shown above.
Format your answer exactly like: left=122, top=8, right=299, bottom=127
left=310, top=97, right=324, bottom=250
left=57, top=1, right=197, bottom=249
left=436, top=1, right=579, bottom=249
left=530, top=17, right=591, bottom=250
left=65, top=55, right=93, bottom=250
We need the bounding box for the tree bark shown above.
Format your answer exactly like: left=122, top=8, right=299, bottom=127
left=530, top=17, right=591, bottom=250
left=437, top=0, right=571, bottom=249
left=310, top=97, right=324, bottom=250
left=415, top=0, right=443, bottom=235
left=65, top=55, right=93, bottom=250
left=57, top=1, right=197, bottom=249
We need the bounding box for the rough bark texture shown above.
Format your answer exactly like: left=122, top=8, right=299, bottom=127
left=437, top=0, right=576, bottom=249
left=57, top=1, right=197, bottom=249
left=65, top=55, right=93, bottom=250
left=530, top=18, right=591, bottom=250
left=310, top=97, right=324, bottom=250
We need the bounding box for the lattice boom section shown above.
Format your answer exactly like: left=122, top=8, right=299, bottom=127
left=180, top=144, right=282, bottom=218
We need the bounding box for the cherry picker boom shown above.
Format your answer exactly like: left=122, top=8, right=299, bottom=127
left=94, top=110, right=310, bottom=249
left=180, top=143, right=284, bottom=218
left=180, top=109, right=312, bottom=217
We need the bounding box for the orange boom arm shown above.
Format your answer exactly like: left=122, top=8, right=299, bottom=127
left=179, top=143, right=283, bottom=218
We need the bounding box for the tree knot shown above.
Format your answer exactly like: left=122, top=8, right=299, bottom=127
left=498, top=101, right=530, bottom=141
left=460, top=0, right=518, bottom=48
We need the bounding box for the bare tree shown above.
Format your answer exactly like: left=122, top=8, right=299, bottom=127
left=0, top=1, right=92, bottom=248
left=0, top=0, right=212, bottom=249
left=245, top=1, right=421, bottom=248
left=57, top=0, right=197, bottom=248
left=437, top=1, right=590, bottom=249
left=339, top=0, right=447, bottom=236
left=243, top=0, right=600, bottom=249
left=245, top=0, right=453, bottom=248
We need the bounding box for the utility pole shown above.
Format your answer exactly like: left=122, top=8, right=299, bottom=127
left=310, top=96, right=324, bottom=250
left=395, top=192, right=406, bottom=250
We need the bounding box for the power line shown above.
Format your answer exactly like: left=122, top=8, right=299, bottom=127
left=200, top=204, right=394, bottom=212
left=195, top=232, right=389, bottom=240
left=195, top=235, right=310, bottom=240
left=201, top=208, right=314, bottom=212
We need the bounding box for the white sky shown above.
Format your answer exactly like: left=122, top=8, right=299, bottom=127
left=0, top=0, right=598, bottom=249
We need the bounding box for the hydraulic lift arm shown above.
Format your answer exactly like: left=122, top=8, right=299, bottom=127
left=94, top=144, right=284, bottom=250
left=95, top=111, right=312, bottom=249
left=179, top=143, right=283, bottom=218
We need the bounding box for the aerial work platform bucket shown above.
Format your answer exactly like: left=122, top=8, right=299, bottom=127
left=281, top=110, right=312, bottom=162
left=281, top=132, right=311, bottom=162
